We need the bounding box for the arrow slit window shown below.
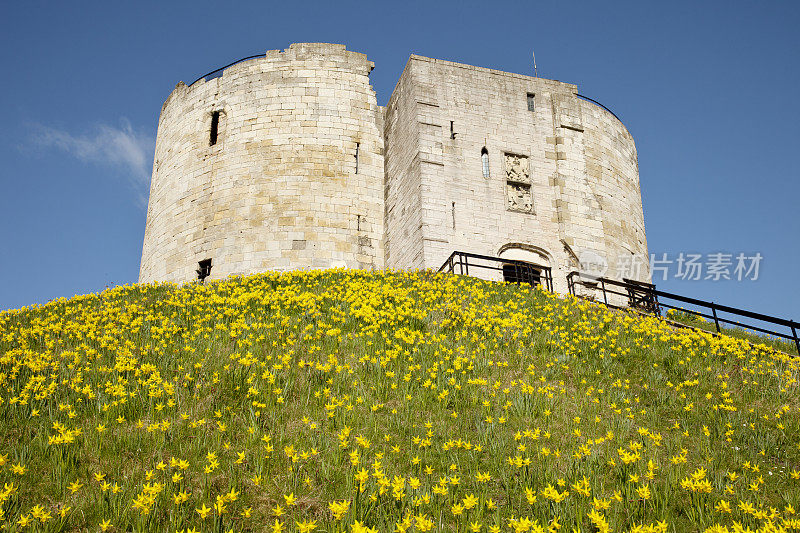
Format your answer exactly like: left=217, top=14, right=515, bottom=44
left=209, top=111, right=221, bottom=146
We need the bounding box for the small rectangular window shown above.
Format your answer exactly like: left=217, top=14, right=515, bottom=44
left=527, top=93, right=535, bottom=112
left=209, top=111, right=220, bottom=146
left=197, top=258, right=212, bottom=282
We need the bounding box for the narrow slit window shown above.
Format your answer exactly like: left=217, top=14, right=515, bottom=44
left=526, top=93, right=535, bottom=112
left=355, top=143, right=360, bottom=174
left=481, top=147, right=490, bottom=178
left=450, top=121, right=456, bottom=139
left=209, top=111, right=220, bottom=146
left=197, top=259, right=212, bottom=282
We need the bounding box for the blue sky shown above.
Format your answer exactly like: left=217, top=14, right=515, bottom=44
left=1, top=0, right=798, bottom=322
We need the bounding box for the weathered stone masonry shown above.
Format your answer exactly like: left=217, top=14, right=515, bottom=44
left=383, top=55, right=649, bottom=294
left=140, top=43, right=384, bottom=283
left=140, top=43, right=650, bottom=292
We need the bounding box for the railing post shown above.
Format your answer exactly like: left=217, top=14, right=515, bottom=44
left=652, top=289, right=661, bottom=317
left=710, top=303, right=721, bottom=333
left=792, top=323, right=800, bottom=357
left=600, top=279, right=608, bottom=306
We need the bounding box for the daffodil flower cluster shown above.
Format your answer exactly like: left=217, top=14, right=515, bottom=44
left=0, top=269, right=797, bottom=532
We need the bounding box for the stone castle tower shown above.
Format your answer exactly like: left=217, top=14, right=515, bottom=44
left=140, top=43, right=649, bottom=294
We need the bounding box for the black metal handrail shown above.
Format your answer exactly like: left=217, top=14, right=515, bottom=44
left=190, top=54, right=266, bottom=86
left=567, top=271, right=800, bottom=356
left=439, top=251, right=553, bottom=292
left=575, top=94, right=623, bottom=124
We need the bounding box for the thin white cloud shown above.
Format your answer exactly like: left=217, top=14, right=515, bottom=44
left=28, top=119, right=155, bottom=206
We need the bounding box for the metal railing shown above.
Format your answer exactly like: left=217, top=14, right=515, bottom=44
left=439, top=251, right=553, bottom=292
left=567, top=271, right=800, bottom=356
left=190, top=54, right=266, bottom=86
left=575, top=94, right=624, bottom=124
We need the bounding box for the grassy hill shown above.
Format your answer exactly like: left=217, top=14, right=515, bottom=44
left=0, top=270, right=798, bottom=533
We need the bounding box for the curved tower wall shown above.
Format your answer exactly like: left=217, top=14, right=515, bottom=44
left=141, top=45, right=650, bottom=299
left=579, top=97, right=648, bottom=282
left=139, top=43, right=384, bottom=284
left=383, top=55, right=649, bottom=294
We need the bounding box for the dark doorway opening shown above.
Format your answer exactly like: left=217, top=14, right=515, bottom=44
left=503, top=263, right=541, bottom=287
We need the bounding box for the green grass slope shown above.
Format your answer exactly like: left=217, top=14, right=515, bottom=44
left=0, top=270, right=798, bottom=533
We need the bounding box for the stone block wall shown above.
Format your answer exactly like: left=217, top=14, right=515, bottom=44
left=141, top=44, right=649, bottom=302
left=139, top=43, right=384, bottom=283
left=383, top=55, right=650, bottom=295
left=383, top=60, right=425, bottom=270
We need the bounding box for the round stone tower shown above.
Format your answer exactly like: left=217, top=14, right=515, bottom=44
left=139, top=43, right=384, bottom=284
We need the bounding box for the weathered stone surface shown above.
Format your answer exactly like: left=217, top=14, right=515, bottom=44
left=383, top=55, right=649, bottom=294
left=140, top=43, right=384, bottom=283
left=140, top=44, right=650, bottom=297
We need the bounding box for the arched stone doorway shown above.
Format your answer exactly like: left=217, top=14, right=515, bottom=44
left=497, top=244, right=553, bottom=290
